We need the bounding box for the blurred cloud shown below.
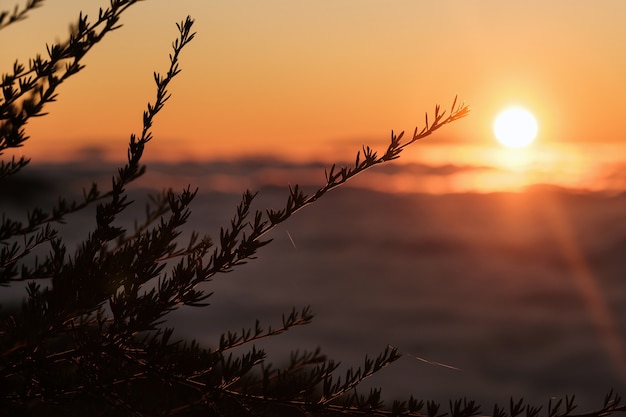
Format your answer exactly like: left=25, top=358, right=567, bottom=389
left=16, top=150, right=626, bottom=196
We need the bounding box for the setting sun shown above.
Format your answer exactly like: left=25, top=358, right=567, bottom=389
left=493, top=107, right=538, bottom=148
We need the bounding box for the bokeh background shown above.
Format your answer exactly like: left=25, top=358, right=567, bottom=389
left=2, top=0, right=626, bottom=410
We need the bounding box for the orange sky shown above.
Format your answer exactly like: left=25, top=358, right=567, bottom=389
left=2, top=1, right=626, bottom=191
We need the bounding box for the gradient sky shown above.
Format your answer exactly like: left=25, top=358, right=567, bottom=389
left=2, top=1, right=626, bottom=190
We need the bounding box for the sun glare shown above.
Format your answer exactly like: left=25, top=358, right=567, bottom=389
left=494, top=107, right=538, bottom=148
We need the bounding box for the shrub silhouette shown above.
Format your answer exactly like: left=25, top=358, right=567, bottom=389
left=1, top=2, right=624, bottom=416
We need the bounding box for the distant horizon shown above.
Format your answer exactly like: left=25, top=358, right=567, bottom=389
left=12, top=141, right=626, bottom=196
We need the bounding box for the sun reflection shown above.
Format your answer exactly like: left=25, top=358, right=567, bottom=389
left=490, top=147, right=535, bottom=172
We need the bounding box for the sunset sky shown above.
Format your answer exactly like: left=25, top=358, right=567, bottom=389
left=3, top=0, right=626, bottom=192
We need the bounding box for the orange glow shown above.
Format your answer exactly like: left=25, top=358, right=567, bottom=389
left=2, top=2, right=626, bottom=194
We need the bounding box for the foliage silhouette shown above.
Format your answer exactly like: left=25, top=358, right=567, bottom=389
left=0, top=2, right=624, bottom=416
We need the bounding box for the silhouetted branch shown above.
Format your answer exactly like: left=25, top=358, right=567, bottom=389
left=0, top=0, right=45, bottom=31
left=1, top=3, right=623, bottom=417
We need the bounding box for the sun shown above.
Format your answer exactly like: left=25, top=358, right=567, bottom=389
left=493, top=107, right=538, bottom=148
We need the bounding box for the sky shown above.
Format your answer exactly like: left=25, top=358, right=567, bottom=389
left=2, top=0, right=626, bottom=192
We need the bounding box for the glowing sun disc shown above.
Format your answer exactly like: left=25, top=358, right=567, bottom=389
left=494, top=107, right=538, bottom=148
